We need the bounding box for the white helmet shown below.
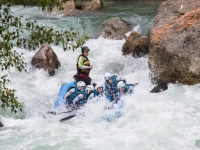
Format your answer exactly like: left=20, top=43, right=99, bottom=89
left=86, top=85, right=94, bottom=94
left=77, top=81, right=86, bottom=87
left=117, top=81, right=125, bottom=89
left=104, top=72, right=111, bottom=81
left=95, top=83, right=103, bottom=90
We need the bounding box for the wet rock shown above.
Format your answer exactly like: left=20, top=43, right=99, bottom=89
left=100, top=17, right=133, bottom=40
left=102, top=0, right=115, bottom=2
left=148, top=0, right=200, bottom=85
left=122, top=31, right=148, bottom=57
left=0, top=117, right=3, bottom=127
left=31, top=44, right=61, bottom=76
left=51, top=0, right=77, bottom=16
left=74, top=0, right=103, bottom=11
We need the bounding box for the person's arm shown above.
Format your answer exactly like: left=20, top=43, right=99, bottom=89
left=116, top=76, right=126, bottom=84
left=88, top=93, right=94, bottom=100
left=64, top=88, right=75, bottom=99
left=78, top=56, right=89, bottom=69
left=73, top=94, right=84, bottom=105
left=127, top=85, right=134, bottom=94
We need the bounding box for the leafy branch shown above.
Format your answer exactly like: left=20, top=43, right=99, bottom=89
left=0, top=2, right=89, bottom=113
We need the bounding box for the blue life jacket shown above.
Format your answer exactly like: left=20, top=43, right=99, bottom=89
left=125, top=84, right=133, bottom=93
left=113, top=83, right=134, bottom=102
left=67, top=89, right=88, bottom=107
left=66, top=86, right=79, bottom=105
left=75, top=90, right=88, bottom=107
left=104, top=75, right=118, bottom=99
left=94, top=90, right=104, bottom=97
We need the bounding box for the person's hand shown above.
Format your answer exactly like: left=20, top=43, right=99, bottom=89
left=88, top=66, right=92, bottom=69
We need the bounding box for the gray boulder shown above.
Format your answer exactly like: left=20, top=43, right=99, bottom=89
left=148, top=0, right=200, bottom=85
left=100, top=17, right=133, bottom=40
left=122, top=31, right=148, bottom=57
left=74, top=0, right=103, bottom=11
left=31, top=44, right=61, bottom=76
left=51, top=0, right=77, bottom=16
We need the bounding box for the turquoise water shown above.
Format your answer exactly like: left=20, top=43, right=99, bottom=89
left=1, top=1, right=200, bottom=150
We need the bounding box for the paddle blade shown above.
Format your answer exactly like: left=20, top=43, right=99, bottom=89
left=150, top=83, right=168, bottom=93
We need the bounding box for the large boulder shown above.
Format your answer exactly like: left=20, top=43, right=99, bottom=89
left=31, top=44, right=61, bottom=76
left=148, top=0, right=200, bottom=85
left=51, top=0, right=77, bottom=16
left=100, top=17, right=133, bottom=40
left=122, top=31, right=148, bottom=57
left=74, top=0, right=103, bottom=11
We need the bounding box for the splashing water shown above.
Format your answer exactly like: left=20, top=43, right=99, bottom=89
left=1, top=1, right=200, bottom=150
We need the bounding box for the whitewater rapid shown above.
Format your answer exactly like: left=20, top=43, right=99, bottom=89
left=1, top=37, right=200, bottom=150
left=1, top=3, right=200, bottom=150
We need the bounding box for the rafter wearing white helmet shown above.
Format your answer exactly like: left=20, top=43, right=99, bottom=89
left=95, top=83, right=103, bottom=94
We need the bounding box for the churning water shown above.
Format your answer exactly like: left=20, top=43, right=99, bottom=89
left=1, top=0, right=200, bottom=149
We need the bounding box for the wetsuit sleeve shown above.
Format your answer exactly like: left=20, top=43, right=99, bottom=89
left=88, top=93, right=94, bottom=100
left=73, top=94, right=84, bottom=105
left=116, top=76, right=126, bottom=84
left=78, top=56, right=89, bottom=69
left=127, top=85, right=134, bottom=94
left=64, top=88, right=75, bottom=99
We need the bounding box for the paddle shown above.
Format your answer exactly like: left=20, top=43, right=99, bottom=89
left=150, top=82, right=168, bottom=93
left=43, top=110, right=77, bottom=122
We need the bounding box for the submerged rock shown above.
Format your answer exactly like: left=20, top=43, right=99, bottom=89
left=148, top=0, right=200, bottom=85
left=31, top=44, right=61, bottom=76
left=122, top=31, right=148, bottom=57
left=100, top=17, right=133, bottom=40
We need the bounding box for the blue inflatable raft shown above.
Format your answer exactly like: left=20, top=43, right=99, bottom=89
left=54, top=81, right=76, bottom=109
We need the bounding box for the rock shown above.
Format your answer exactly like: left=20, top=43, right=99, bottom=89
left=74, top=0, right=92, bottom=9
left=100, top=17, right=133, bottom=40
left=31, top=44, right=61, bottom=76
left=102, top=0, right=115, bottom=2
left=122, top=31, right=148, bottom=57
left=148, top=0, right=200, bottom=85
left=83, top=0, right=103, bottom=11
left=51, top=0, right=77, bottom=16
left=0, top=117, right=3, bottom=127
left=74, top=0, right=103, bottom=11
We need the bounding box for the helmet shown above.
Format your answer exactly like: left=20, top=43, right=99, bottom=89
left=77, top=81, right=86, bottom=87
left=86, top=85, right=94, bottom=94
left=95, top=83, right=103, bottom=91
left=117, top=81, right=125, bottom=89
left=104, top=73, right=111, bottom=81
left=81, top=46, right=90, bottom=54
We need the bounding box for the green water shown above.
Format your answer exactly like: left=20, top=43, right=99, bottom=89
left=21, top=0, right=164, bottom=38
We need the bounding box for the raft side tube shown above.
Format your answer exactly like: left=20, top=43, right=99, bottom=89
left=54, top=81, right=76, bottom=109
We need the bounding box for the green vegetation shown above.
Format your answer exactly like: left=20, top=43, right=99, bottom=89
left=0, top=0, right=88, bottom=113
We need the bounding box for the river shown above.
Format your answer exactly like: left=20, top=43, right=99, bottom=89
left=1, top=0, right=200, bottom=149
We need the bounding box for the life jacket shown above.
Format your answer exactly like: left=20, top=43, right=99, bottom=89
left=75, top=90, right=88, bottom=107
left=87, top=91, right=94, bottom=100
left=105, top=75, right=118, bottom=99
left=66, top=86, right=79, bottom=105
left=125, top=84, right=134, bottom=94
left=94, top=90, right=104, bottom=97
left=76, top=54, right=91, bottom=75
left=113, top=83, right=134, bottom=102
